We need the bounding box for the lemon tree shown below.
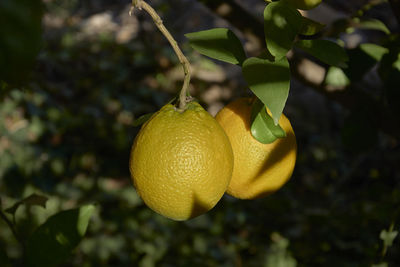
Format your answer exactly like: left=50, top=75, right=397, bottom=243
left=131, top=0, right=348, bottom=210
left=1, top=0, right=400, bottom=266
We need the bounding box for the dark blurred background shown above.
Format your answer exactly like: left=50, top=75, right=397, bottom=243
left=1, top=0, right=399, bottom=266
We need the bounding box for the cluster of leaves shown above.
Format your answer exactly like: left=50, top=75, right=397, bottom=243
left=322, top=5, right=400, bottom=153
left=1, top=195, right=94, bottom=267
left=186, top=0, right=347, bottom=144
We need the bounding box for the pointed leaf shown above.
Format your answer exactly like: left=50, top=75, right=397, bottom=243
left=264, top=2, right=303, bottom=60
left=5, top=193, right=48, bottom=216
left=185, top=28, right=246, bottom=65
left=26, top=204, right=95, bottom=267
left=295, top=39, right=348, bottom=68
left=251, top=99, right=286, bottom=144
left=242, top=56, right=290, bottom=125
left=359, top=43, right=388, bottom=62
left=299, top=16, right=325, bottom=36
left=357, top=19, right=390, bottom=34
left=133, top=112, right=154, bottom=127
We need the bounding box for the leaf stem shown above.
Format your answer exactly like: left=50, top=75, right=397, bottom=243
left=130, top=0, right=192, bottom=110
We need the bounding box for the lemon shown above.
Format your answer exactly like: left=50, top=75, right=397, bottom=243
left=283, top=0, right=322, bottom=10
left=215, top=98, right=297, bottom=199
left=129, top=101, right=234, bottom=220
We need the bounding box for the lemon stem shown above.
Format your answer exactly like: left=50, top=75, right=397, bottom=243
left=130, top=0, right=192, bottom=110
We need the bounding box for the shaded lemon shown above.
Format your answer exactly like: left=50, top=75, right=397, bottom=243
left=215, top=98, right=297, bottom=199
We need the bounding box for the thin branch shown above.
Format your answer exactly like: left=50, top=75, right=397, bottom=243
left=130, top=0, right=192, bottom=110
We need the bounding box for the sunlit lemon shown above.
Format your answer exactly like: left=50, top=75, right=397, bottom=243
left=130, top=101, right=233, bottom=220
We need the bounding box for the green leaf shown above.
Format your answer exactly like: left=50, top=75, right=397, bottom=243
left=359, top=43, right=389, bottom=62
left=5, top=193, right=48, bottom=216
left=357, top=18, right=390, bottom=35
left=133, top=113, right=154, bottom=127
left=242, top=56, right=290, bottom=125
left=251, top=99, right=286, bottom=144
left=295, top=39, right=348, bottom=68
left=185, top=28, right=246, bottom=65
left=26, top=204, right=96, bottom=267
left=264, top=2, right=303, bottom=60
left=299, top=16, right=325, bottom=36
left=325, top=66, right=350, bottom=87
left=380, top=229, right=398, bottom=247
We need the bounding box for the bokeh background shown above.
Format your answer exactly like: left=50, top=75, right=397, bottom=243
left=1, top=0, right=399, bottom=266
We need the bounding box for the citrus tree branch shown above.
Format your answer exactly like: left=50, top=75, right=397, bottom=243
left=130, top=0, right=192, bottom=110
left=198, top=0, right=400, bottom=139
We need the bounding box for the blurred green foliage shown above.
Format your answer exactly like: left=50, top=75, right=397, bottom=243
left=27, top=204, right=95, bottom=267
left=0, top=0, right=399, bottom=266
